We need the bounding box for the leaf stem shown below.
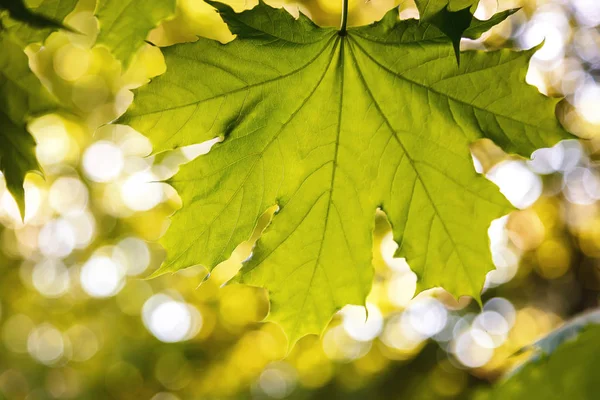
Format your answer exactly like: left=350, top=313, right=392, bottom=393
left=339, top=0, right=348, bottom=35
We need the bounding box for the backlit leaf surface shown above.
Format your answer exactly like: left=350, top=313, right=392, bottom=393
left=120, top=2, right=572, bottom=344
left=95, top=0, right=176, bottom=67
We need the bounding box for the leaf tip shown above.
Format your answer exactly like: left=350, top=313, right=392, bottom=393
left=13, top=189, right=26, bottom=222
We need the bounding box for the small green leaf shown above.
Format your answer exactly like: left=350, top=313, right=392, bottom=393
left=463, top=8, right=520, bottom=40
left=120, top=2, right=572, bottom=345
left=482, top=310, right=600, bottom=400
left=95, top=0, right=176, bottom=68
left=0, top=0, right=77, bottom=45
left=512, top=309, right=600, bottom=367
left=0, top=32, right=60, bottom=216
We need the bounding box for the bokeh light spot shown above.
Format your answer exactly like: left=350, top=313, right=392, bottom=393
left=80, top=255, right=124, bottom=297
left=142, top=294, right=201, bottom=343
left=27, top=324, right=64, bottom=365
left=32, top=259, right=70, bottom=298
left=82, top=141, right=124, bottom=183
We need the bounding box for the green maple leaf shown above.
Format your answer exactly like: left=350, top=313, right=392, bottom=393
left=95, top=0, right=176, bottom=68
left=481, top=311, right=600, bottom=400
left=0, top=32, right=60, bottom=216
left=119, top=2, right=572, bottom=345
left=0, top=0, right=77, bottom=45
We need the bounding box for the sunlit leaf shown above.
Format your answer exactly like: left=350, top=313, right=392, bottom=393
left=119, top=2, right=572, bottom=345
left=95, top=0, right=176, bottom=68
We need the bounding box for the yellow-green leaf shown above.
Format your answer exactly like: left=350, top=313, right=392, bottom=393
left=95, top=0, right=176, bottom=68
left=119, top=2, right=573, bottom=345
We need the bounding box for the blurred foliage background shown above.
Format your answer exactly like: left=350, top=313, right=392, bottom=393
left=1, top=0, right=600, bottom=399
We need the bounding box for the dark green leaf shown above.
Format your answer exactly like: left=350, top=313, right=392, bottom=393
left=0, top=32, right=60, bottom=216
left=0, top=0, right=76, bottom=45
